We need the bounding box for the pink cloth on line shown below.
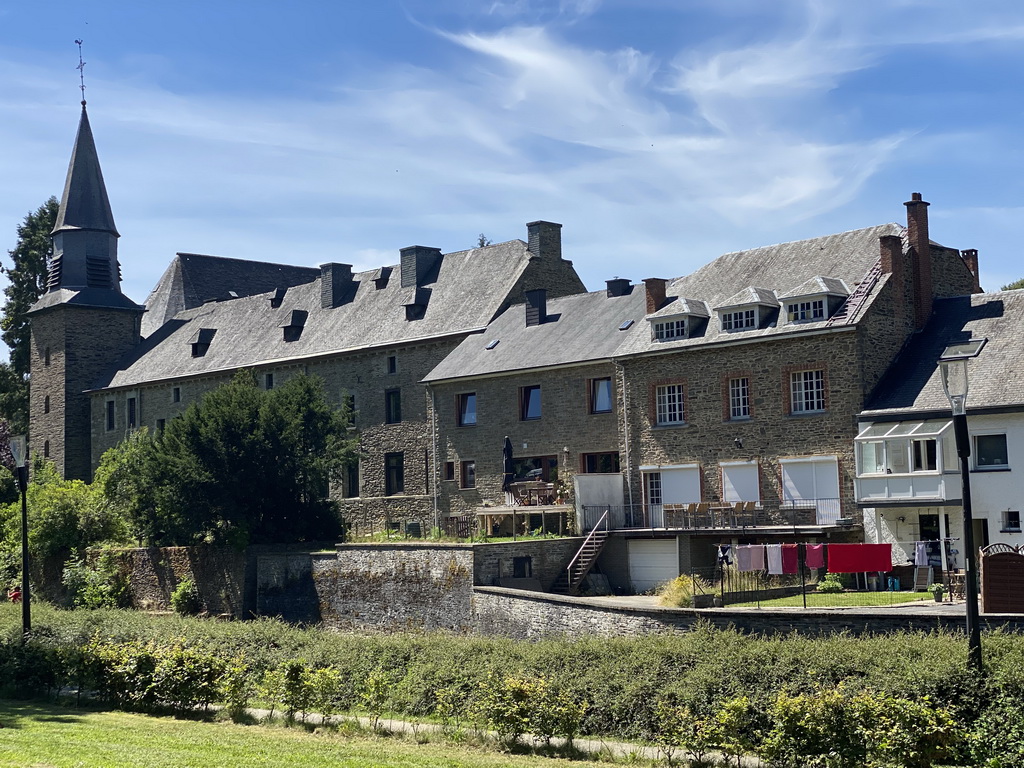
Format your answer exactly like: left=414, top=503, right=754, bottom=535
left=736, top=546, right=753, bottom=572
left=781, top=544, right=799, bottom=574
left=805, top=544, right=825, bottom=569
left=827, top=543, right=893, bottom=573
left=749, top=545, right=765, bottom=571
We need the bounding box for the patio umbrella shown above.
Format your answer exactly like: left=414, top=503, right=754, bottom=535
left=501, top=436, right=514, bottom=492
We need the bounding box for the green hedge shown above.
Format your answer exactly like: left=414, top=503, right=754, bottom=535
left=1, top=604, right=1020, bottom=766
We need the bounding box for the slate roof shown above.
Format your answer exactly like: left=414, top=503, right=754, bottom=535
left=778, top=276, right=850, bottom=301
left=862, top=290, right=1024, bottom=416
left=52, top=106, right=118, bottom=237
left=142, top=253, right=320, bottom=337
left=615, top=224, right=902, bottom=356
left=714, top=286, right=779, bottom=312
left=424, top=286, right=647, bottom=383
left=648, top=297, right=710, bottom=320
left=99, top=239, right=551, bottom=390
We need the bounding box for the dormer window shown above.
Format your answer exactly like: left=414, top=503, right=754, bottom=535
left=787, top=299, right=825, bottom=322
left=281, top=309, right=308, bottom=342
left=190, top=328, right=216, bottom=358
left=721, top=309, right=756, bottom=331
left=653, top=318, right=687, bottom=341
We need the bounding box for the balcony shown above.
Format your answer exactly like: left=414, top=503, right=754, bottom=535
left=580, top=499, right=845, bottom=533
left=855, top=472, right=957, bottom=505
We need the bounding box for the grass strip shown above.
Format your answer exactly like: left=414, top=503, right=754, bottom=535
left=0, top=699, right=616, bottom=768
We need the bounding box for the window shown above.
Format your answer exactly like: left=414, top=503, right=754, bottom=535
left=721, top=460, right=760, bottom=503
left=172, top=387, right=181, bottom=403
left=520, top=385, right=541, bottom=420
left=44, top=347, right=50, bottom=367
left=105, top=400, right=115, bottom=431
left=127, top=397, right=137, bottom=430
left=975, top=434, right=1009, bottom=469
left=345, top=462, right=359, bottom=498
left=583, top=452, right=620, bottom=473
left=912, top=438, right=937, bottom=471
left=722, top=309, right=756, bottom=331
left=589, top=378, right=613, bottom=414
left=788, top=299, right=825, bottom=322
left=43, top=441, right=49, bottom=458
left=387, top=355, right=397, bottom=374
left=655, top=383, right=686, bottom=425
left=43, top=395, right=50, bottom=414
left=653, top=318, right=686, bottom=341
left=513, top=456, right=557, bottom=482
left=512, top=556, right=533, bottom=578
left=458, top=393, right=477, bottom=426
left=780, top=456, right=840, bottom=524
left=342, top=393, right=356, bottom=427
left=1002, top=510, right=1021, bottom=533
left=385, top=388, right=402, bottom=424
left=264, top=373, right=274, bottom=390
left=156, top=419, right=166, bottom=432
left=644, top=472, right=663, bottom=507
left=729, top=377, right=750, bottom=419
left=444, top=461, right=455, bottom=481
left=790, top=370, right=825, bottom=413
left=461, top=460, right=476, bottom=488
left=385, top=453, right=404, bottom=495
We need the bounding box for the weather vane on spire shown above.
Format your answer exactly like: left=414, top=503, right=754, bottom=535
left=75, top=39, right=86, bottom=106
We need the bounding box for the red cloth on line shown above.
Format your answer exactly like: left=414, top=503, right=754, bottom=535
left=827, top=543, right=892, bottom=573
left=782, top=544, right=799, bottom=574
left=805, top=544, right=825, bottom=569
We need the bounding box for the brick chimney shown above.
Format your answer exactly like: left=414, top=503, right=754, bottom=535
left=526, top=221, right=562, bottom=261
left=320, top=263, right=354, bottom=308
left=961, top=249, right=982, bottom=293
left=606, top=278, right=631, bottom=297
left=525, top=288, right=547, bottom=326
left=400, top=245, right=443, bottom=288
left=643, top=278, right=667, bottom=314
left=904, top=193, right=932, bottom=330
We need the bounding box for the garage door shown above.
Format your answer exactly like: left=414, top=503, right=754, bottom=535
left=628, top=538, right=679, bottom=593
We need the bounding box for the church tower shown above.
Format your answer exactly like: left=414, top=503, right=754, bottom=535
left=28, top=103, right=144, bottom=480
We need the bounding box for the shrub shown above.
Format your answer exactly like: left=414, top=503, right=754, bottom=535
left=816, top=573, right=844, bottom=594
left=473, top=673, right=537, bottom=746
left=761, top=687, right=867, bottom=768
left=658, top=573, right=708, bottom=607
left=62, top=553, right=131, bottom=609
left=170, top=578, right=202, bottom=616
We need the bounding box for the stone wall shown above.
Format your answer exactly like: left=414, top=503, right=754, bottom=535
left=473, top=537, right=584, bottom=590
left=314, top=543, right=476, bottom=633
left=117, top=546, right=247, bottom=616
left=472, top=586, right=1024, bottom=640
left=433, top=361, right=621, bottom=516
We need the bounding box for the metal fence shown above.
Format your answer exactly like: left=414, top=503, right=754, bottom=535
left=581, top=499, right=844, bottom=532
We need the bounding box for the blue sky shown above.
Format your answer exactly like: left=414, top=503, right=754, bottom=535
left=2, top=0, right=1023, bottom=310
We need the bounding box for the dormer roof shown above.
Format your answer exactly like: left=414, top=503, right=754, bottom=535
left=714, top=286, right=778, bottom=312
left=778, top=276, right=850, bottom=301
left=647, top=297, right=709, bottom=320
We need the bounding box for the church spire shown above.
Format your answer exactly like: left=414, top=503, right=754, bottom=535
left=51, top=104, right=119, bottom=239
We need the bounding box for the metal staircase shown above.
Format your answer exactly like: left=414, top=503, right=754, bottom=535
left=552, top=510, right=609, bottom=595
left=827, top=259, right=882, bottom=326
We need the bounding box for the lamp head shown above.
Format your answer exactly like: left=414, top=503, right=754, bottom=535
left=9, top=436, right=26, bottom=468
left=939, top=339, right=985, bottom=415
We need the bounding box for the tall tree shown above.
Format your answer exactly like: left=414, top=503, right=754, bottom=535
left=1, top=197, right=58, bottom=431
left=108, top=371, right=359, bottom=547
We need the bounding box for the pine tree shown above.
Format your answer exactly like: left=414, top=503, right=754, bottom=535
left=0, top=197, right=58, bottom=432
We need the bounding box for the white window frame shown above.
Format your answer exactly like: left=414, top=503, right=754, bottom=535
left=855, top=421, right=954, bottom=477
left=1002, top=509, right=1021, bottom=532
left=729, top=377, right=750, bottom=420
left=652, top=318, right=687, bottom=341
left=974, top=433, right=1009, bottom=470
left=655, top=383, right=686, bottom=426
left=790, top=369, right=825, bottom=413
left=721, top=308, right=756, bottom=331
left=787, top=299, right=825, bottom=322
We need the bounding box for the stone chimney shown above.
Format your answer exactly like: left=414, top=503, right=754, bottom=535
left=525, top=288, right=547, bottom=327
left=643, top=278, right=667, bottom=314
left=320, top=263, right=354, bottom=308
left=526, top=221, right=562, bottom=261
left=904, top=193, right=932, bottom=330
left=961, top=249, right=982, bottom=293
left=400, top=245, right=443, bottom=288
left=606, top=278, right=631, bottom=297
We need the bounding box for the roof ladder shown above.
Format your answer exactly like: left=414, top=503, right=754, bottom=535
left=827, top=259, right=883, bottom=326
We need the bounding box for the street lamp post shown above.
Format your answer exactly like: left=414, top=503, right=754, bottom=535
left=9, top=436, right=29, bottom=637
left=939, top=341, right=985, bottom=673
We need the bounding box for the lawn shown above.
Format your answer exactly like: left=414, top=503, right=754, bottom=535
left=729, top=591, right=936, bottom=608
left=0, top=700, right=613, bottom=768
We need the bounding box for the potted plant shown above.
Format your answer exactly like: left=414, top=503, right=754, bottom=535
left=927, top=583, right=946, bottom=602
